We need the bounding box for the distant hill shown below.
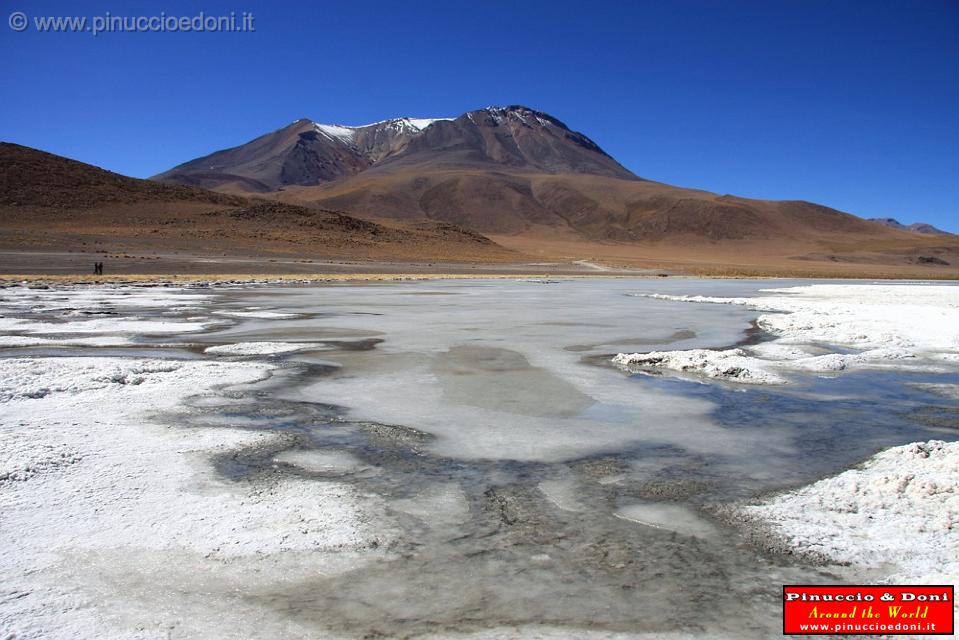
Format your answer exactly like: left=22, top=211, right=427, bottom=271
left=0, top=142, right=513, bottom=262
left=1, top=141, right=245, bottom=209
left=868, top=217, right=952, bottom=236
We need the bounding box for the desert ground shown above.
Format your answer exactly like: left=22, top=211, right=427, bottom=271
left=2, top=236, right=958, bottom=282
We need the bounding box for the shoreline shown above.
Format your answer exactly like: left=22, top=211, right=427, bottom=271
left=0, top=272, right=646, bottom=285
left=2, top=272, right=958, bottom=286
left=2, top=249, right=958, bottom=283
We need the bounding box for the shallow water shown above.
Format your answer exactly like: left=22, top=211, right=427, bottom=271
left=174, top=279, right=958, bottom=637
left=5, top=278, right=958, bottom=638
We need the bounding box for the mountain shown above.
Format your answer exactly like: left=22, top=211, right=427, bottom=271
left=154, top=106, right=635, bottom=194
left=0, top=142, right=513, bottom=265
left=869, top=218, right=952, bottom=236
left=155, top=106, right=934, bottom=249
left=9, top=105, right=955, bottom=278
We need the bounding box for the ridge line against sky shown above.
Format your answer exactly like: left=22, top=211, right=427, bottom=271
left=1, top=0, right=956, bottom=231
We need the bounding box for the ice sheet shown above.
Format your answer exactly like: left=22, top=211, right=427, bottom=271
left=273, top=448, right=366, bottom=474
left=269, top=280, right=788, bottom=462
left=615, top=502, right=719, bottom=539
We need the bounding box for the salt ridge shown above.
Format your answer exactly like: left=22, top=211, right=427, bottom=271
left=615, top=284, right=959, bottom=384
left=742, top=440, right=959, bottom=584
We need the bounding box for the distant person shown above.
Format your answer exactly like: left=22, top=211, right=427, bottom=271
left=93, top=262, right=98, bottom=276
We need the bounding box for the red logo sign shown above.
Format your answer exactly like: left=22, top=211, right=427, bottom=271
left=784, top=585, right=954, bottom=635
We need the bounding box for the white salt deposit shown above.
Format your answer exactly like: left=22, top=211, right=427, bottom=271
left=0, top=286, right=226, bottom=336
left=0, top=334, right=134, bottom=347
left=0, top=317, right=27, bottom=330
left=616, top=284, right=959, bottom=384
left=612, top=348, right=785, bottom=385
left=0, top=284, right=392, bottom=638
left=0, top=286, right=212, bottom=312
left=12, top=316, right=214, bottom=335
left=741, top=440, right=959, bottom=584
left=0, top=355, right=388, bottom=637
left=205, top=341, right=319, bottom=355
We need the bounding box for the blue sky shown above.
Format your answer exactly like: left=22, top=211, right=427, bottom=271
left=2, top=0, right=957, bottom=230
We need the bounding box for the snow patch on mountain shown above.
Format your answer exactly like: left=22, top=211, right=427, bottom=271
left=314, top=117, right=452, bottom=142
left=481, top=106, right=560, bottom=129
left=394, top=117, right=452, bottom=131
left=314, top=123, right=355, bottom=144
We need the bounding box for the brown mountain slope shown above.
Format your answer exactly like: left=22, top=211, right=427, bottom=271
left=154, top=106, right=949, bottom=254
left=277, top=169, right=898, bottom=242
left=0, top=143, right=514, bottom=264
left=154, top=119, right=369, bottom=192
left=275, top=168, right=959, bottom=274
left=1, top=142, right=246, bottom=209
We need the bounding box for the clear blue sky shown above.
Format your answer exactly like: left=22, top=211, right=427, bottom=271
left=2, top=0, right=956, bottom=230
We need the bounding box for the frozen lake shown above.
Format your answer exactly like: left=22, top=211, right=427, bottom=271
left=2, top=278, right=957, bottom=639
